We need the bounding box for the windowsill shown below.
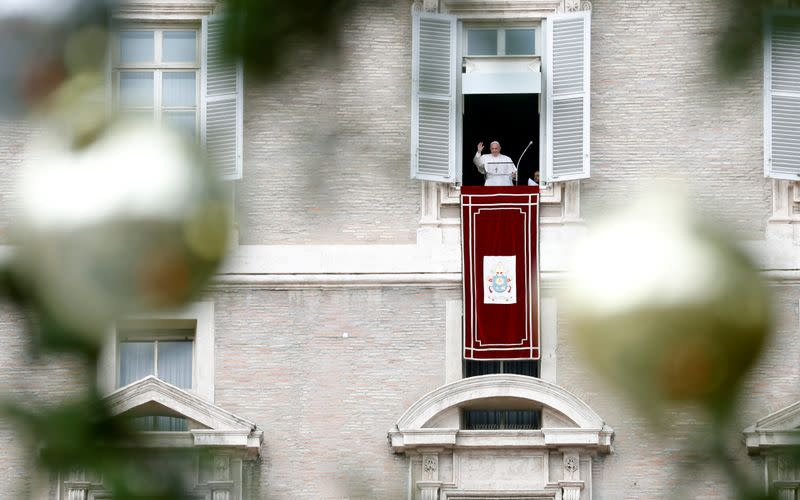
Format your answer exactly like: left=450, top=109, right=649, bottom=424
left=464, top=54, right=541, bottom=60
left=423, top=181, right=580, bottom=228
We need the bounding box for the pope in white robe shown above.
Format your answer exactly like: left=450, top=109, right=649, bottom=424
left=473, top=141, right=517, bottom=186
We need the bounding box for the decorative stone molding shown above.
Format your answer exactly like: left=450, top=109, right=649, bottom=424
left=744, top=400, right=800, bottom=498
left=113, top=0, right=217, bottom=20
left=214, top=455, right=230, bottom=481
left=559, top=452, right=584, bottom=500
left=67, top=487, right=87, bottom=500
left=212, top=488, right=232, bottom=500
left=767, top=180, right=800, bottom=243
left=392, top=374, right=611, bottom=434
left=561, top=0, right=593, bottom=12
left=563, top=453, right=579, bottom=481
left=443, top=0, right=562, bottom=19
left=441, top=489, right=560, bottom=499
left=423, top=0, right=440, bottom=12
left=425, top=181, right=575, bottom=228
left=744, top=399, right=800, bottom=454
left=559, top=481, right=583, bottom=500
left=105, top=376, right=263, bottom=458
left=423, top=453, right=440, bottom=481
left=390, top=375, right=609, bottom=498
left=419, top=480, right=442, bottom=500
left=442, top=0, right=590, bottom=18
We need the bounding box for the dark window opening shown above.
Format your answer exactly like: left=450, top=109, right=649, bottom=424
left=130, top=415, right=189, bottom=431
left=464, top=359, right=539, bottom=378
left=462, top=93, right=539, bottom=187
left=463, top=409, right=542, bottom=430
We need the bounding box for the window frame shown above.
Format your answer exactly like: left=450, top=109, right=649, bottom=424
left=763, top=10, right=800, bottom=180
left=112, top=25, right=201, bottom=141
left=411, top=9, right=591, bottom=185
left=99, top=301, right=215, bottom=402
left=117, top=328, right=195, bottom=389
left=464, top=25, right=539, bottom=57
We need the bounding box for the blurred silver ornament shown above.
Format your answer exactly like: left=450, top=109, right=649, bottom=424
left=564, top=190, right=771, bottom=423
left=0, top=0, right=109, bottom=117
left=11, top=119, right=230, bottom=343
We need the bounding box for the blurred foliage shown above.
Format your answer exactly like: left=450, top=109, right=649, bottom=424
left=2, top=0, right=800, bottom=499
left=716, top=0, right=800, bottom=78
left=221, top=0, right=389, bottom=76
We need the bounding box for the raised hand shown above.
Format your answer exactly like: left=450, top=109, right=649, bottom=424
left=477, top=142, right=484, bottom=154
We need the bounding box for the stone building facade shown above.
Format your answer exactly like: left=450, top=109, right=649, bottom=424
left=2, top=0, right=800, bottom=498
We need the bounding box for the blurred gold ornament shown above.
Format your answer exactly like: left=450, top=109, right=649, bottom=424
left=11, top=119, right=230, bottom=343
left=564, top=191, right=771, bottom=421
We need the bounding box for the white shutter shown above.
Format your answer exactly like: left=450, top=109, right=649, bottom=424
left=765, top=12, right=800, bottom=180
left=411, top=8, right=457, bottom=182
left=202, top=15, right=243, bottom=181
left=542, top=11, right=591, bottom=182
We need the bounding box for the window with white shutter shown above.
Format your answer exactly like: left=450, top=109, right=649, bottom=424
left=113, top=28, right=201, bottom=139
left=202, top=15, right=244, bottom=181
left=765, top=12, right=800, bottom=180
left=112, top=20, right=243, bottom=181
left=411, top=9, right=457, bottom=183
left=541, top=11, right=591, bottom=183
left=410, top=8, right=592, bottom=187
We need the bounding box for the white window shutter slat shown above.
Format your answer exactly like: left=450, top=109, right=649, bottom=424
left=765, top=12, right=800, bottom=180
left=411, top=8, right=457, bottom=182
left=202, top=15, right=243, bottom=181
left=542, top=11, right=591, bottom=183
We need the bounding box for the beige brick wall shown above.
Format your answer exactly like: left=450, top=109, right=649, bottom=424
left=0, top=0, right=796, bottom=498
left=0, top=301, right=88, bottom=500
left=0, top=120, right=37, bottom=244
left=237, top=0, right=420, bottom=245
left=585, top=0, right=771, bottom=239
left=212, top=286, right=457, bottom=498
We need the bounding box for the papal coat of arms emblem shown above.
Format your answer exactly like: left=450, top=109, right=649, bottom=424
left=484, top=256, right=516, bottom=304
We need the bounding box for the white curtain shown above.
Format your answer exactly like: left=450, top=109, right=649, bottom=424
left=119, top=71, right=154, bottom=109
left=158, top=341, right=192, bottom=389
left=119, top=31, right=154, bottom=63
left=119, top=341, right=154, bottom=387
left=162, top=31, right=196, bottom=63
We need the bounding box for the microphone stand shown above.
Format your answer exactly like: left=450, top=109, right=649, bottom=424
left=517, top=140, right=534, bottom=186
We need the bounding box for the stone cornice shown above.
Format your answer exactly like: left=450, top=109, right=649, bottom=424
left=389, top=375, right=613, bottom=454
left=212, top=272, right=463, bottom=289
left=112, top=0, right=217, bottom=20
left=105, top=376, right=262, bottom=457
left=442, top=0, right=563, bottom=19
left=744, top=399, right=800, bottom=454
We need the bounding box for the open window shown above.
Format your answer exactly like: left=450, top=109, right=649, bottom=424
left=411, top=8, right=591, bottom=185
left=764, top=11, right=800, bottom=180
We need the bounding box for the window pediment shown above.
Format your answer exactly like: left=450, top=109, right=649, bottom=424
left=106, top=376, right=262, bottom=457
left=745, top=400, right=800, bottom=454
left=389, top=374, right=612, bottom=453
left=442, top=0, right=563, bottom=20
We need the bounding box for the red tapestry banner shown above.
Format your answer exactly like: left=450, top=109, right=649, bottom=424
left=461, top=186, right=540, bottom=360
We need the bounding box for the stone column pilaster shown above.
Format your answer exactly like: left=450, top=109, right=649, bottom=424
left=417, top=451, right=441, bottom=500
left=559, top=451, right=584, bottom=500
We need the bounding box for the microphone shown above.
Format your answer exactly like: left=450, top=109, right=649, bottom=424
left=516, top=140, right=534, bottom=185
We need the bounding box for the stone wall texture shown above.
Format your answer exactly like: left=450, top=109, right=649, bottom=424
left=212, top=286, right=456, bottom=499
left=238, top=0, right=419, bottom=245
left=585, top=0, right=770, bottom=238
left=0, top=0, right=796, bottom=499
